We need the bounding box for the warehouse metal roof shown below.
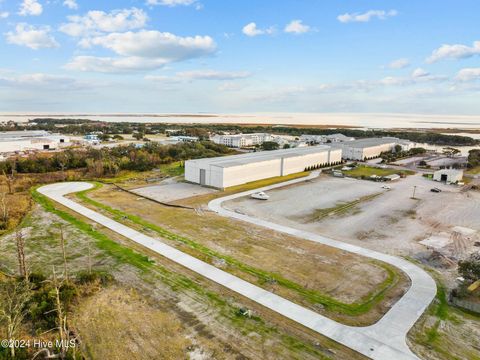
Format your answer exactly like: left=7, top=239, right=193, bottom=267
left=187, top=145, right=336, bottom=168
left=338, top=137, right=402, bottom=149
left=0, top=130, right=50, bottom=139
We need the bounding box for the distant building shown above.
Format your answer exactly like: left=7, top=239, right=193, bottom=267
left=165, top=129, right=182, bottom=136
left=84, top=134, right=100, bottom=145
left=0, top=130, right=70, bottom=154
left=383, top=174, right=401, bottom=181
left=433, top=169, right=463, bottom=183
left=300, top=133, right=355, bottom=144
left=336, top=137, right=413, bottom=160
left=185, top=145, right=342, bottom=188
left=171, top=136, right=199, bottom=143
left=211, top=133, right=272, bottom=148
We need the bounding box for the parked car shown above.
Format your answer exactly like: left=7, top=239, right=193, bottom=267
left=251, top=192, right=270, bottom=200
left=430, top=188, right=441, bottom=193
left=381, top=185, right=391, bottom=190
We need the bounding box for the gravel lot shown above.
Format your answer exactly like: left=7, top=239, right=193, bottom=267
left=131, top=178, right=217, bottom=203
left=226, top=174, right=479, bottom=259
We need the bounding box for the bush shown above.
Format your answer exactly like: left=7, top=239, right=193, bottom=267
left=458, top=253, right=480, bottom=283
left=28, top=282, right=78, bottom=331
left=75, top=270, right=114, bottom=285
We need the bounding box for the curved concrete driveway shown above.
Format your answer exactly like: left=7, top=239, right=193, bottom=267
left=209, top=172, right=437, bottom=360
left=38, top=180, right=435, bottom=360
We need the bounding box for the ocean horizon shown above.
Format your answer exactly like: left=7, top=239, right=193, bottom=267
left=1, top=112, right=480, bottom=130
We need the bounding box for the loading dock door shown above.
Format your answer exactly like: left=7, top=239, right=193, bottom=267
left=441, top=174, right=448, bottom=182
left=200, top=169, right=206, bottom=185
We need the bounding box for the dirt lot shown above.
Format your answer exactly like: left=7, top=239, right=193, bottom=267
left=85, top=183, right=409, bottom=326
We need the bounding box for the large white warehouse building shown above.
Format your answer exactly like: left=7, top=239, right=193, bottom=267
left=0, top=130, right=70, bottom=154
left=433, top=169, right=463, bottom=183
left=185, top=145, right=342, bottom=188
left=338, top=137, right=414, bottom=161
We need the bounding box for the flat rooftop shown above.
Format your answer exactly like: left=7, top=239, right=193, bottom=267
left=0, top=130, right=50, bottom=139
left=187, top=145, right=335, bottom=168
left=337, top=137, right=401, bottom=149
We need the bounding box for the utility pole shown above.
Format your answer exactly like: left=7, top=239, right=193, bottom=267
left=412, top=185, right=417, bottom=199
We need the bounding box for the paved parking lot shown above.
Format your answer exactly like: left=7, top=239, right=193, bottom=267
left=131, top=179, right=216, bottom=203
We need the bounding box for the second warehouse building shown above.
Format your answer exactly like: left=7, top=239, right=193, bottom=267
left=185, top=145, right=342, bottom=188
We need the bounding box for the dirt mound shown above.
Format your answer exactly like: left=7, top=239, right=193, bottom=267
left=421, top=250, right=457, bottom=269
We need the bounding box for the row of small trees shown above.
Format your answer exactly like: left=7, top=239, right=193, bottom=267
left=304, top=161, right=342, bottom=172
left=0, top=141, right=234, bottom=177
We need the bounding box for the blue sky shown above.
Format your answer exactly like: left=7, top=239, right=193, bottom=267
left=0, top=0, right=479, bottom=114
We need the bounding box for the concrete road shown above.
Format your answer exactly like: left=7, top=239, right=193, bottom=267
left=38, top=179, right=435, bottom=360
left=209, top=171, right=437, bottom=360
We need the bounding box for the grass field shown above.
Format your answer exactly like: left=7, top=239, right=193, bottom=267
left=77, top=180, right=409, bottom=326
left=343, top=165, right=415, bottom=179
left=28, top=188, right=362, bottom=359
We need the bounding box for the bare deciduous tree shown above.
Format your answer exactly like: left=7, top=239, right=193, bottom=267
left=15, top=230, right=28, bottom=281
left=50, top=267, right=72, bottom=360
left=59, top=225, right=69, bottom=283
left=0, top=192, right=8, bottom=229
left=0, top=279, right=32, bottom=358
left=2, top=165, right=15, bottom=195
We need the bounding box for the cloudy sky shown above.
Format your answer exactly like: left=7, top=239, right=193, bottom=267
left=0, top=0, right=479, bottom=115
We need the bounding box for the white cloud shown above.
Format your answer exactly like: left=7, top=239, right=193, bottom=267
left=0, top=12, right=9, bottom=19
left=18, top=0, right=43, bottom=16
left=59, top=8, right=148, bottom=37
left=242, top=22, right=275, bottom=37
left=6, top=23, right=59, bottom=50
left=82, top=31, right=215, bottom=59
left=379, top=76, right=409, bottom=86
left=284, top=20, right=310, bottom=34
left=146, top=0, right=197, bottom=6
left=65, top=56, right=169, bottom=73
left=63, top=0, right=78, bottom=10
left=337, top=9, right=397, bottom=23
left=176, top=69, right=251, bottom=80
left=218, top=81, right=246, bottom=91
left=379, top=68, right=446, bottom=86
left=411, top=68, right=429, bottom=79
left=426, top=41, right=480, bottom=63
left=456, top=68, right=480, bottom=82
left=66, top=30, right=216, bottom=72
left=387, top=58, right=410, bottom=69
left=0, top=73, right=86, bottom=90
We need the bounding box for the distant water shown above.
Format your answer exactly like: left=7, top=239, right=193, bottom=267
left=1, top=112, right=480, bottom=130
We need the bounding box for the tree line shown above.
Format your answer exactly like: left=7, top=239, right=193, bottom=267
left=0, top=141, right=235, bottom=176
left=1, top=118, right=477, bottom=146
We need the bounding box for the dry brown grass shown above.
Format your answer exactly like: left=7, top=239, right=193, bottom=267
left=73, top=287, right=190, bottom=360
left=87, top=184, right=409, bottom=325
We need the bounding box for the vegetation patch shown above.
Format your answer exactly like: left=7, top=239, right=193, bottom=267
left=30, top=185, right=336, bottom=359
left=76, top=183, right=400, bottom=318
left=305, top=192, right=383, bottom=222
left=343, top=165, right=415, bottom=179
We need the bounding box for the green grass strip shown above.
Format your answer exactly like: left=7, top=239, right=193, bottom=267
left=77, top=182, right=399, bottom=317
left=31, top=186, right=331, bottom=359
left=31, top=187, right=154, bottom=272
